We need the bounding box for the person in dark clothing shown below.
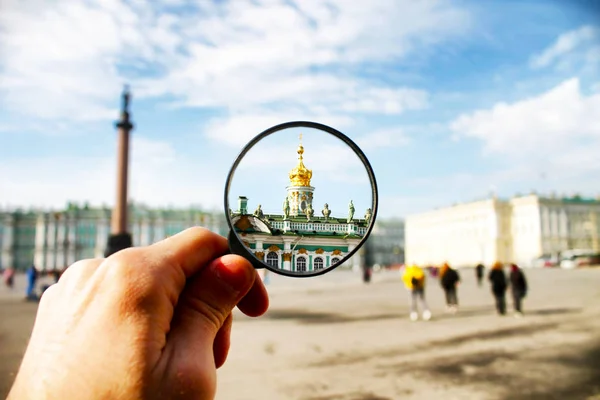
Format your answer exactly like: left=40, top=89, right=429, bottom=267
left=488, top=261, right=507, bottom=315
left=475, top=263, right=485, bottom=286
left=439, top=262, right=461, bottom=313
left=509, top=263, right=528, bottom=317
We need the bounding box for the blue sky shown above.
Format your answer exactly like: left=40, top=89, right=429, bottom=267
left=228, top=127, right=372, bottom=218
left=1, top=0, right=599, bottom=218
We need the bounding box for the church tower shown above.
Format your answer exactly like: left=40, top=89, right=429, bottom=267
left=286, top=133, right=314, bottom=217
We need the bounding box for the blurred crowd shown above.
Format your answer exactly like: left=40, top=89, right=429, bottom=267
left=2, top=265, right=65, bottom=301
left=400, top=261, right=528, bottom=321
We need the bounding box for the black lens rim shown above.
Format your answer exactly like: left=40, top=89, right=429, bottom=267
left=224, top=120, right=379, bottom=278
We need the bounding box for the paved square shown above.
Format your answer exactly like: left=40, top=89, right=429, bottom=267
left=2, top=268, right=599, bottom=399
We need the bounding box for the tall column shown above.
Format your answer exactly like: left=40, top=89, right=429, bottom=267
left=105, top=85, right=134, bottom=257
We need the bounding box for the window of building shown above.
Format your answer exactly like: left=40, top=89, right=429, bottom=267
left=314, top=257, right=324, bottom=270
left=296, top=256, right=307, bottom=272
left=266, top=251, right=279, bottom=268
left=331, top=257, right=340, bottom=265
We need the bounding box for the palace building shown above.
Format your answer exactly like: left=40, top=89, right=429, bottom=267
left=405, top=193, right=600, bottom=267
left=0, top=203, right=228, bottom=271
left=231, top=135, right=371, bottom=273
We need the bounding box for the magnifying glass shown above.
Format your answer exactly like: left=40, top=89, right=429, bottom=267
left=224, top=121, right=378, bottom=277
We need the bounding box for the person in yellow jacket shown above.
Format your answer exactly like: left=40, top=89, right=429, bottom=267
left=402, top=264, right=432, bottom=321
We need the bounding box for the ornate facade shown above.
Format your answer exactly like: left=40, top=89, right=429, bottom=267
left=232, top=134, right=370, bottom=273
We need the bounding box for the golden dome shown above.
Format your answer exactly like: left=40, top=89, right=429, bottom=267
left=288, top=134, right=312, bottom=187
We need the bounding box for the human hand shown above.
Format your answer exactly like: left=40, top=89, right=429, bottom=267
left=8, top=227, right=269, bottom=400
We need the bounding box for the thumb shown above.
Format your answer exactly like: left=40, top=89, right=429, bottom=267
left=171, top=254, right=256, bottom=343
left=154, top=255, right=255, bottom=399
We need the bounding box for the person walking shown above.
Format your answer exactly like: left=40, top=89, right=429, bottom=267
left=3, top=267, right=15, bottom=289
left=439, top=262, right=461, bottom=313
left=402, top=264, right=432, bottom=321
left=475, top=263, right=485, bottom=286
left=25, top=265, right=38, bottom=300
left=509, top=263, right=528, bottom=317
left=488, top=261, right=507, bottom=315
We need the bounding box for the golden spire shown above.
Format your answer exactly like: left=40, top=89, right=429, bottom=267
left=289, top=132, right=312, bottom=187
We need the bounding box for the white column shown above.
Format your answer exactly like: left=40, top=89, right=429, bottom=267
left=155, top=218, right=166, bottom=240
left=67, top=216, right=77, bottom=265
left=283, top=240, right=292, bottom=270
left=141, top=218, right=151, bottom=246
left=56, top=216, right=67, bottom=268
left=94, top=219, right=108, bottom=258
left=34, top=214, right=46, bottom=270
left=46, top=215, right=57, bottom=270
left=2, top=215, right=14, bottom=268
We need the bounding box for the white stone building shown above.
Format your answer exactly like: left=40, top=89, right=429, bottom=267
left=405, top=194, right=600, bottom=267
left=511, top=194, right=600, bottom=265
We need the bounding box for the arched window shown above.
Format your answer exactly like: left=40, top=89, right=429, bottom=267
left=296, top=256, right=307, bottom=272
left=314, top=257, right=324, bottom=270
left=331, top=257, right=341, bottom=265
left=266, top=251, right=279, bottom=268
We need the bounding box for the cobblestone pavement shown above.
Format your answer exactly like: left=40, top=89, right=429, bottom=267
left=1, top=267, right=599, bottom=399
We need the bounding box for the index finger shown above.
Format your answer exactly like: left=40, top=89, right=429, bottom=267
left=148, top=226, right=230, bottom=280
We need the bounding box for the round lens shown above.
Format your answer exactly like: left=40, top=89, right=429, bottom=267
left=224, top=121, right=378, bottom=277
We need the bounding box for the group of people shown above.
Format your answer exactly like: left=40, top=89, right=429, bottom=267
left=401, top=261, right=528, bottom=321
left=2, top=265, right=62, bottom=300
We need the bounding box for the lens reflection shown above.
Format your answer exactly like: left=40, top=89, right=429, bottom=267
left=228, top=126, right=372, bottom=275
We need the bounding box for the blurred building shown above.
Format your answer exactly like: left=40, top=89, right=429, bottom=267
left=0, top=202, right=228, bottom=271
left=363, top=218, right=405, bottom=267
left=405, top=193, right=600, bottom=267
left=511, top=194, right=600, bottom=264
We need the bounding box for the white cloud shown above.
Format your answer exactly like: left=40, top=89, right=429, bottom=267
left=203, top=110, right=356, bottom=146
left=355, top=127, right=411, bottom=151
left=0, top=0, right=469, bottom=122
left=449, top=77, right=600, bottom=195
left=529, top=25, right=599, bottom=70
left=0, top=136, right=224, bottom=210
left=450, top=78, right=600, bottom=156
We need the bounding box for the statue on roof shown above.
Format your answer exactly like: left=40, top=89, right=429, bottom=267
left=347, top=200, right=355, bottom=223
left=364, top=208, right=372, bottom=224
left=322, top=203, right=331, bottom=221
left=305, top=203, right=314, bottom=221
left=253, top=204, right=264, bottom=219
left=283, top=197, right=290, bottom=220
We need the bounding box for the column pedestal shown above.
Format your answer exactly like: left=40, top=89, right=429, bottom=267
left=104, top=233, right=133, bottom=257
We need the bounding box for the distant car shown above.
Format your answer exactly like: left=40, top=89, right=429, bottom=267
left=530, top=254, right=559, bottom=268
left=560, top=253, right=600, bottom=269
left=559, top=249, right=600, bottom=269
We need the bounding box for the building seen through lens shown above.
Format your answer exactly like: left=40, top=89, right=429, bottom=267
left=231, top=135, right=372, bottom=273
